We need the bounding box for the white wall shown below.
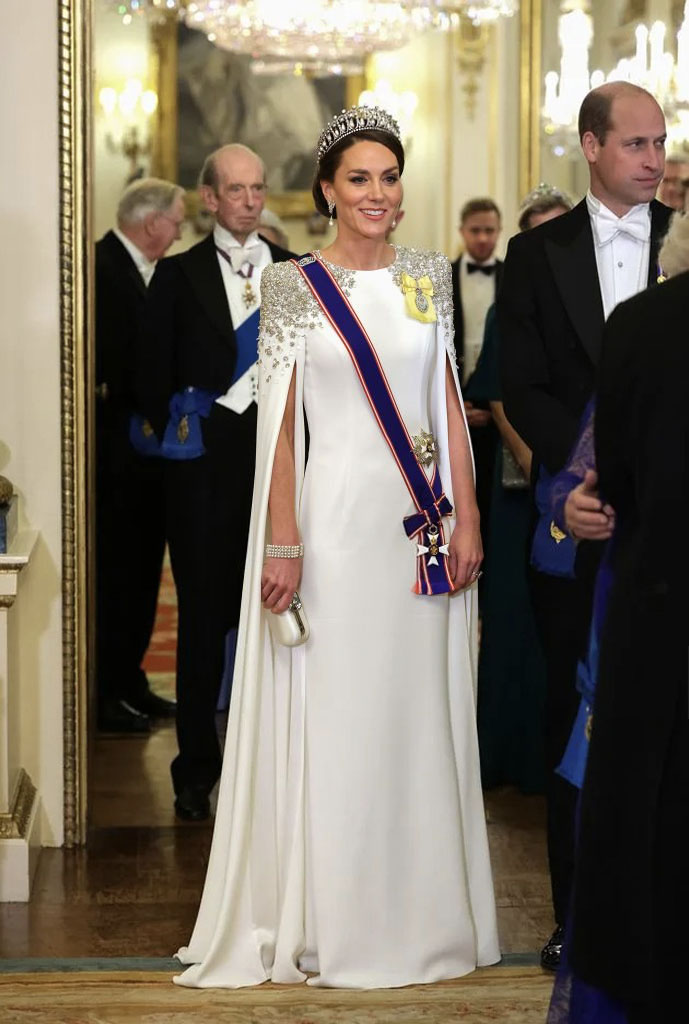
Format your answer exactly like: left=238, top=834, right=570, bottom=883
left=0, top=2, right=64, bottom=845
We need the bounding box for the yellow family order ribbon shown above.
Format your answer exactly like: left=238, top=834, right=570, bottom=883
left=401, top=272, right=437, bottom=323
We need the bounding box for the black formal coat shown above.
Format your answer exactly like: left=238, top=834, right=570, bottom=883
left=497, top=199, right=672, bottom=478
left=450, top=253, right=504, bottom=384
left=138, top=232, right=293, bottom=439
left=570, top=271, right=689, bottom=1005
left=96, top=230, right=149, bottom=469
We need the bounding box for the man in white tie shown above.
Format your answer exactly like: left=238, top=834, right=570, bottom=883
left=139, top=144, right=294, bottom=821
left=96, top=178, right=185, bottom=735
left=498, top=82, right=671, bottom=970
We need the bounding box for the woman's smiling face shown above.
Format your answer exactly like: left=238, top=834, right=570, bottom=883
left=321, top=140, right=403, bottom=242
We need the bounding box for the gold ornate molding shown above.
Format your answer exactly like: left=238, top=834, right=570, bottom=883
left=0, top=769, right=37, bottom=840
left=58, top=0, right=91, bottom=847
left=519, top=0, right=542, bottom=200
left=454, top=16, right=490, bottom=120
left=150, top=16, right=179, bottom=182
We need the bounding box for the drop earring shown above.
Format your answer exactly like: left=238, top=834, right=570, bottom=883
left=327, top=199, right=335, bottom=227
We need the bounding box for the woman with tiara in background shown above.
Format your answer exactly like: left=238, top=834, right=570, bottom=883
left=174, top=106, right=499, bottom=990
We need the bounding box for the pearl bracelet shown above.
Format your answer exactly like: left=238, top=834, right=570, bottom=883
left=265, top=543, right=304, bottom=559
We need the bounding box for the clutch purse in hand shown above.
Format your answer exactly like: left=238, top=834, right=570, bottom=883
left=266, top=592, right=310, bottom=647
left=501, top=443, right=529, bottom=490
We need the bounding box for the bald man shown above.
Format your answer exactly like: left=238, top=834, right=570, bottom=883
left=139, top=144, right=294, bottom=821
left=498, top=83, right=672, bottom=968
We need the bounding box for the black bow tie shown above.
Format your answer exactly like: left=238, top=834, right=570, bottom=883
left=467, top=262, right=496, bottom=276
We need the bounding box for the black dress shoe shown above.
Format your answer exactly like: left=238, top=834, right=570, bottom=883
left=174, top=785, right=211, bottom=822
left=540, top=924, right=565, bottom=971
left=98, top=698, right=150, bottom=735
left=128, top=691, right=177, bottom=719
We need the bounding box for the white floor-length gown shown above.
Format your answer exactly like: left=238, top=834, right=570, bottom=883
left=175, top=246, right=500, bottom=989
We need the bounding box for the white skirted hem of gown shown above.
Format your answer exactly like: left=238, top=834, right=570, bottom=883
left=174, top=248, right=500, bottom=990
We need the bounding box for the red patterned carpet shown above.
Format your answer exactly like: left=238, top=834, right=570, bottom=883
left=142, top=555, right=176, bottom=700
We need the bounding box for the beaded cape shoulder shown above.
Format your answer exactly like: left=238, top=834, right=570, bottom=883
left=258, top=247, right=455, bottom=382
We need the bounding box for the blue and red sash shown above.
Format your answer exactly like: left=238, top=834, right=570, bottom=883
left=292, top=253, right=455, bottom=596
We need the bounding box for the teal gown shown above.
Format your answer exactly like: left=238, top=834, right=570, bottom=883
left=466, top=306, right=546, bottom=794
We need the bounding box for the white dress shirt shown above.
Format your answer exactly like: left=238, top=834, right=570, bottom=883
left=113, top=227, right=157, bottom=286
left=213, top=224, right=272, bottom=413
left=586, top=190, right=651, bottom=321
left=459, top=256, right=497, bottom=382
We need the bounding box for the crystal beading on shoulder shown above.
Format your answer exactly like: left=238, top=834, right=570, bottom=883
left=316, top=106, right=401, bottom=163
left=258, top=261, right=318, bottom=385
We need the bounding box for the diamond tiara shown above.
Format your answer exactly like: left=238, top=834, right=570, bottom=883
left=316, top=106, right=402, bottom=163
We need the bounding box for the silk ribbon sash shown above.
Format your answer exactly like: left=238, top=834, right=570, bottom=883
left=292, top=253, right=455, bottom=596
left=161, top=386, right=220, bottom=460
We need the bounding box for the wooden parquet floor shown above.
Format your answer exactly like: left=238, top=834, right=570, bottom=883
left=0, top=558, right=554, bottom=963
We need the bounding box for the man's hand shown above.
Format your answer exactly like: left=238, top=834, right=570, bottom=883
left=464, top=401, right=492, bottom=428
left=564, top=469, right=616, bottom=541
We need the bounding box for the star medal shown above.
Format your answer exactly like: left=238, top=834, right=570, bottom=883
left=411, top=428, right=438, bottom=467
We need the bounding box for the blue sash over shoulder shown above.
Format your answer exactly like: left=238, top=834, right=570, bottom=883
left=292, top=253, right=455, bottom=596
left=161, top=386, right=220, bottom=460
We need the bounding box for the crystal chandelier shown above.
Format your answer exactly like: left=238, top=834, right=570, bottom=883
left=106, top=0, right=517, bottom=73
left=543, top=1, right=689, bottom=158
left=184, top=1, right=416, bottom=74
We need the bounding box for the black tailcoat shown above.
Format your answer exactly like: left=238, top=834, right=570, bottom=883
left=496, top=197, right=673, bottom=926
left=498, top=198, right=671, bottom=476
left=138, top=231, right=294, bottom=794
left=571, top=271, right=689, bottom=1010
left=138, top=232, right=292, bottom=439
left=95, top=230, right=166, bottom=705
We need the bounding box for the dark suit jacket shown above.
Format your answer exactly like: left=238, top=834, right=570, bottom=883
left=95, top=230, right=150, bottom=473
left=451, top=253, right=503, bottom=384
left=138, top=232, right=293, bottom=438
left=497, top=198, right=672, bottom=476
left=96, top=230, right=147, bottom=412
left=570, top=270, right=689, bottom=1002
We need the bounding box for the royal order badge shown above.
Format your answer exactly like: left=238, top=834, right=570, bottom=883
left=411, top=428, right=439, bottom=467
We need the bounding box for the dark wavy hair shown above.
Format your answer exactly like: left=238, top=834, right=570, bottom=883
left=312, top=129, right=405, bottom=219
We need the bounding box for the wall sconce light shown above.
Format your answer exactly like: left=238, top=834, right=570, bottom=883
left=98, top=77, right=159, bottom=179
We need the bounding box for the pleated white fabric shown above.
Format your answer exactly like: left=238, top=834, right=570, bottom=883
left=174, top=249, right=500, bottom=990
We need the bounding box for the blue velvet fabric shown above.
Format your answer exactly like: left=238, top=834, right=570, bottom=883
left=160, top=387, right=219, bottom=461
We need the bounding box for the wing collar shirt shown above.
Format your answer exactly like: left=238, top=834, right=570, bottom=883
left=213, top=223, right=272, bottom=413
left=459, top=255, right=497, bottom=383
left=586, top=190, right=651, bottom=321
left=113, top=228, right=157, bottom=287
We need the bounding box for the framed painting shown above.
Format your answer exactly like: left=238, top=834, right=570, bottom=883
left=151, top=21, right=364, bottom=218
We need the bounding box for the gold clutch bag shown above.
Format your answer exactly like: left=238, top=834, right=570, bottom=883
left=266, top=592, right=310, bottom=647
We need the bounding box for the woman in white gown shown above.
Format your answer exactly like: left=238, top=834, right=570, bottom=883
left=175, top=106, right=499, bottom=990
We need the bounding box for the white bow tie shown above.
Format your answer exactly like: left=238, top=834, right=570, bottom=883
left=226, top=244, right=262, bottom=273
left=592, top=206, right=649, bottom=247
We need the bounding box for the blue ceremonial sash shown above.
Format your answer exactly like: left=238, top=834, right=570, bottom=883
left=160, top=386, right=219, bottom=460
left=129, top=413, right=162, bottom=457
left=231, top=308, right=261, bottom=385
left=292, top=254, right=455, bottom=596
